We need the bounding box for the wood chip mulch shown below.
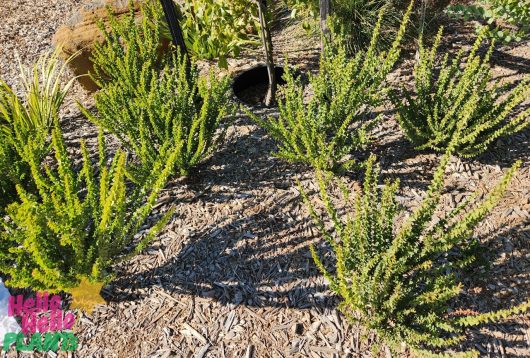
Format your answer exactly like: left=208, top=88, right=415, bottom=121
left=1, top=1, right=528, bottom=357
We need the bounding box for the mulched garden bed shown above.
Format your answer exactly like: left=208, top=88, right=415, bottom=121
left=0, top=1, right=528, bottom=357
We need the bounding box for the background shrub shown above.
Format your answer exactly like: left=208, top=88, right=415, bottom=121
left=0, top=50, right=74, bottom=212
left=304, top=153, right=528, bottom=356
left=447, top=0, right=530, bottom=43
left=286, top=0, right=450, bottom=52
left=331, top=0, right=410, bottom=52
left=392, top=28, right=530, bottom=157
left=96, top=0, right=258, bottom=70
left=248, top=3, right=412, bottom=172
left=0, top=126, right=178, bottom=292
left=84, top=3, right=234, bottom=182
left=174, top=0, right=259, bottom=68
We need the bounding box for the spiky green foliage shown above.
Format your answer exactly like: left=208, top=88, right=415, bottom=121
left=303, top=152, right=527, bottom=356
left=330, top=0, right=410, bottom=53
left=247, top=3, right=412, bottom=172
left=83, top=52, right=233, bottom=181
left=0, top=125, right=178, bottom=292
left=82, top=2, right=234, bottom=181
left=392, top=28, right=530, bottom=157
left=90, top=0, right=166, bottom=89
left=0, top=50, right=74, bottom=211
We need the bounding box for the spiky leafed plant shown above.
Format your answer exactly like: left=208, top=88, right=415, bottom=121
left=0, top=125, right=178, bottom=292
left=247, top=2, right=413, bottom=172
left=391, top=27, right=530, bottom=157
left=90, top=0, right=166, bottom=89
left=82, top=52, right=233, bottom=182
left=302, top=151, right=528, bottom=356
left=82, top=2, right=234, bottom=182
left=0, top=49, right=74, bottom=212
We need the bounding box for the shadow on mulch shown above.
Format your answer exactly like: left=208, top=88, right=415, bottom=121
left=472, top=126, right=530, bottom=168
left=107, top=194, right=335, bottom=309
left=491, top=43, right=530, bottom=74
left=102, top=115, right=335, bottom=309
left=368, top=134, right=437, bottom=192
left=456, top=222, right=530, bottom=357
left=179, top=117, right=309, bottom=192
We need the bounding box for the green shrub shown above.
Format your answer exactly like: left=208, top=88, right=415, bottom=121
left=286, top=0, right=449, bottom=52
left=287, top=0, right=397, bottom=52
left=90, top=1, right=166, bottom=89
left=0, top=126, right=178, bottom=292
left=331, top=0, right=408, bottom=52
left=284, top=0, right=319, bottom=32
left=83, top=3, right=235, bottom=182
left=392, top=29, right=530, bottom=157
left=93, top=0, right=257, bottom=71
left=83, top=52, right=233, bottom=182
left=303, top=153, right=528, bottom=356
left=392, top=28, right=530, bottom=157
left=0, top=50, right=74, bottom=212
left=447, top=0, right=530, bottom=43
left=175, top=0, right=259, bottom=68
left=247, top=3, right=412, bottom=172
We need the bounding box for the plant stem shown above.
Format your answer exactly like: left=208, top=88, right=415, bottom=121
left=159, top=0, right=189, bottom=61
left=320, top=0, right=331, bottom=52
left=257, top=0, right=276, bottom=107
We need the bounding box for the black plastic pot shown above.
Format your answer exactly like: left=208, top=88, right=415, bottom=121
left=232, top=64, right=287, bottom=107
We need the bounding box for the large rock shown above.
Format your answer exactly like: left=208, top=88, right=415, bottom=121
left=52, top=0, right=144, bottom=92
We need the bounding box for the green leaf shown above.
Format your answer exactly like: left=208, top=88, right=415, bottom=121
left=218, top=56, right=228, bottom=69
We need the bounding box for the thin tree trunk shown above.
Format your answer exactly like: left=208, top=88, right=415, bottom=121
left=320, top=0, right=330, bottom=52
left=257, top=0, right=276, bottom=107
left=159, top=0, right=189, bottom=61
